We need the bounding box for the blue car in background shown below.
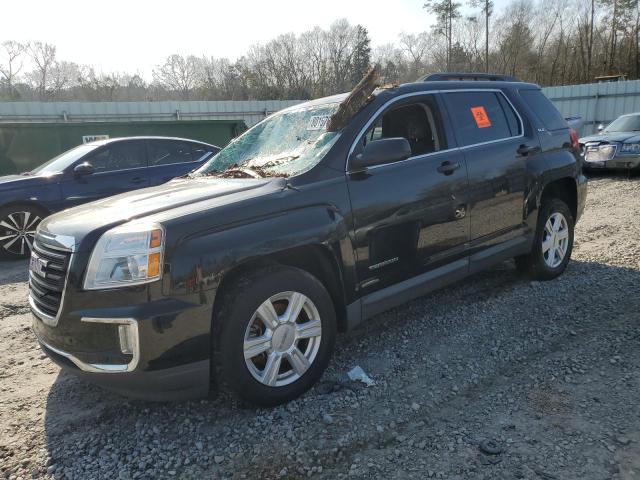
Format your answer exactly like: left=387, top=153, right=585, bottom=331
left=0, top=136, right=219, bottom=259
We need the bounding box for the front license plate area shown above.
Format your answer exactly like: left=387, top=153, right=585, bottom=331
left=30, top=253, right=46, bottom=277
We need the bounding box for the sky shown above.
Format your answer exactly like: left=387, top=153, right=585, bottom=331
left=3, top=0, right=510, bottom=79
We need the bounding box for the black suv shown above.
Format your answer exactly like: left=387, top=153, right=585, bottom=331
left=30, top=73, right=587, bottom=406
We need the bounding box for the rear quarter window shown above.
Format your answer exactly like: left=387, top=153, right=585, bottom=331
left=519, top=89, right=567, bottom=131
left=443, top=91, right=522, bottom=147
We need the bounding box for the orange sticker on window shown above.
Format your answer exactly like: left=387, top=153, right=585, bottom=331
left=471, top=106, right=492, bottom=128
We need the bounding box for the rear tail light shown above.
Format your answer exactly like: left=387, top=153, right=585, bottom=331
left=570, top=129, right=581, bottom=153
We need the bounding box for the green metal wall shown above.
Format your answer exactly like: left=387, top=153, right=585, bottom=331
left=0, top=120, right=245, bottom=175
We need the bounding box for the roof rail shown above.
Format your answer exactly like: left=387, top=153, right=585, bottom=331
left=422, top=72, right=521, bottom=82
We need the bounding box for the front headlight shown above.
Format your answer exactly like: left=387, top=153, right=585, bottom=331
left=619, top=142, right=640, bottom=154
left=84, top=222, right=164, bottom=290
left=584, top=143, right=617, bottom=162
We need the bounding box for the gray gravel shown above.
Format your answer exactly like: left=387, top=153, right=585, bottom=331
left=1, top=174, right=639, bottom=480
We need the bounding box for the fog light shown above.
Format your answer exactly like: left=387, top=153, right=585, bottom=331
left=118, top=324, right=135, bottom=354
left=81, top=317, right=139, bottom=360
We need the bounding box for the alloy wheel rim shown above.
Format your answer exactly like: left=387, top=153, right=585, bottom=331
left=243, top=291, right=322, bottom=387
left=542, top=212, right=569, bottom=269
left=0, top=211, right=40, bottom=256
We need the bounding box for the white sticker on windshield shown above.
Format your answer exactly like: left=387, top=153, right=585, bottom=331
left=307, top=115, right=330, bottom=131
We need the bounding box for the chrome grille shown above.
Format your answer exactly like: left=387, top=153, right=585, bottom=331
left=29, top=237, right=71, bottom=322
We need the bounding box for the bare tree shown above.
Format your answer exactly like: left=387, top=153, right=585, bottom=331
left=531, top=0, right=566, bottom=83
left=469, top=0, right=493, bottom=72
left=588, top=0, right=597, bottom=78
left=0, top=41, right=26, bottom=99
left=5, top=3, right=640, bottom=101
left=326, top=19, right=358, bottom=92
left=48, top=61, right=83, bottom=96
left=424, top=0, right=463, bottom=70
left=494, top=0, right=536, bottom=77
left=153, top=54, right=200, bottom=100
left=26, top=41, right=57, bottom=99
left=300, top=27, right=331, bottom=96
left=399, top=32, right=431, bottom=78
left=373, top=43, right=411, bottom=84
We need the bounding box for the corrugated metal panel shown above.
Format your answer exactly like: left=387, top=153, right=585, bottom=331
left=0, top=120, right=245, bottom=175
left=0, top=100, right=304, bottom=127
left=543, top=79, right=640, bottom=136
left=6, top=80, right=640, bottom=137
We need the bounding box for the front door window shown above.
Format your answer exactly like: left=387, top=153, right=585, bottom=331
left=84, top=141, right=147, bottom=173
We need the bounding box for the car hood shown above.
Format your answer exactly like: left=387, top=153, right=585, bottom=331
left=0, top=173, right=53, bottom=189
left=39, top=176, right=283, bottom=250
left=580, top=132, right=640, bottom=143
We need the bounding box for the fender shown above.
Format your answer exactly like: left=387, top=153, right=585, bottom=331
left=164, top=204, right=354, bottom=302
left=526, top=148, right=583, bottom=231
left=1, top=199, right=54, bottom=215
left=0, top=184, right=62, bottom=214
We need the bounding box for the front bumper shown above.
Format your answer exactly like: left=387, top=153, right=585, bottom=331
left=36, top=325, right=209, bottom=401
left=584, top=156, right=640, bottom=169
left=29, top=227, right=218, bottom=401
left=32, top=291, right=214, bottom=401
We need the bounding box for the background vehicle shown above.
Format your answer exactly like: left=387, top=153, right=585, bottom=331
left=580, top=113, right=640, bottom=171
left=31, top=73, right=587, bottom=407
left=0, top=137, right=219, bottom=259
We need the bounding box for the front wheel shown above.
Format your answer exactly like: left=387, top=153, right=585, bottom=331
left=516, top=198, right=574, bottom=280
left=0, top=206, right=46, bottom=259
left=213, top=266, right=336, bottom=407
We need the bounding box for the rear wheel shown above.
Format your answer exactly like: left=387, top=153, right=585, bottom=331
left=516, top=198, right=574, bottom=280
left=0, top=205, right=46, bottom=259
left=213, top=266, right=336, bottom=407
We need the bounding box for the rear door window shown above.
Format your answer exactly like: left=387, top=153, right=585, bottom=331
left=519, top=89, right=567, bottom=131
left=443, top=91, right=521, bottom=147
left=148, top=140, right=195, bottom=166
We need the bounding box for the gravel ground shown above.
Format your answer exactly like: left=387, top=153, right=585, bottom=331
left=1, top=174, right=639, bottom=480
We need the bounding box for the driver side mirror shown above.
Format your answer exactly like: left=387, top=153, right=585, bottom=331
left=350, top=137, right=412, bottom=171
left=73, top=162, right=95, bottom=176
left=597, top=123, right=606, bottom=133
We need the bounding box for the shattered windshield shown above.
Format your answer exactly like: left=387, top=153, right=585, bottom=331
left=196, top=103, right=341, bottom=178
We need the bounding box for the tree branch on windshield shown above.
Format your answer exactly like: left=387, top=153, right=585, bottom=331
left=200, top=164, right=291, bottom=179
left=326, top=66, right=380, bottom=132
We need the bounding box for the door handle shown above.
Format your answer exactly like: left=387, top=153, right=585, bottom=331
left=130, top=177, right=145, bottom=185
left=437, top=161, right=461, bottom=175
left=517, top=144, right=539, bottom=156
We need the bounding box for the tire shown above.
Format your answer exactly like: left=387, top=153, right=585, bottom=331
left=516, top=198, right=574, bottom=281
left=0, top=205, right=47, bottom=260
left=213, top=265, right=337, bottom=407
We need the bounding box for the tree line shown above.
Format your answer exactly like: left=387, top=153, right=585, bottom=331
left=1, top=0, right=639, bottom=102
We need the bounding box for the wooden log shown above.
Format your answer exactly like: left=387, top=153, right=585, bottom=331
left=326, top=66, right=380, bottom=132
